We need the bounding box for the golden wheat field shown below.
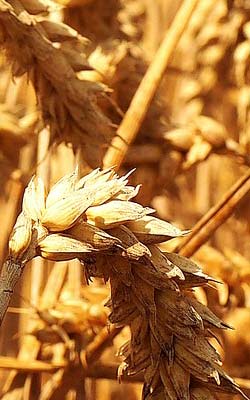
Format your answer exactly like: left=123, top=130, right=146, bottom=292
left=2, top=0, right=250, bottom=399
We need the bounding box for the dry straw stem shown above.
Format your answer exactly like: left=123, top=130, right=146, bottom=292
left=81, top=325, right=123, bottom=367
left=179, top=168, right=250, bottom=258
left=0, top=356, right=66, bottom=372
left=0, top=256, right=68, bottom=398
left=2, top=355, right=249, bottom=391
left=2, top=356, right=250, bottom=389
left=103, top=0, right=199, bottom=170
left=0, top=259, right=24, bottom=323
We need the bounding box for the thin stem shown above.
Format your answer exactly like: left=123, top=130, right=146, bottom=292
left=0, top=356, right=248, bottom=389
left=179, top=169, right=250, bottom=258
left=39, top=261, right=68, bottom=310
left=103, top=0, right=199, bottom=170
left=81, top=325, right=123, bottom=367
left=0, top=259, right=23, bottom=324
left=0, top=356, right=66, bottom=372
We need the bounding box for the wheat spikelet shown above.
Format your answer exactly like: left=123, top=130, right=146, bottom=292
left=4, top=167, right=248, bottom=400
left=0, top=0, right=116, bottom=167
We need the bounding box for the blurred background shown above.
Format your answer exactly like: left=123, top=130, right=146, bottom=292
left=1, top=0, right=250, bottom=398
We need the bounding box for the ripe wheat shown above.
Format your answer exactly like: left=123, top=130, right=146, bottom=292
left=2, top=168, right=247, bottom=400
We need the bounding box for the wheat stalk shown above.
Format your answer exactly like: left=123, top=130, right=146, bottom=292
left=103, top=0, right=199, bottom=170
left=178, top=168, right=250, bottom=257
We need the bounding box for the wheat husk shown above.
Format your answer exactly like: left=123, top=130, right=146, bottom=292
left=2, top=168, right=248, bottom=400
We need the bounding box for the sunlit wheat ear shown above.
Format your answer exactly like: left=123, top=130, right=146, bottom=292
left=0, top=0, right=116, bottom=167
left=8, top=167, right=249, bottom=400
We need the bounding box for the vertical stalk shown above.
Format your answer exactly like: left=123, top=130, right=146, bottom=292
left=103, top=0, right=199, bottom=170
